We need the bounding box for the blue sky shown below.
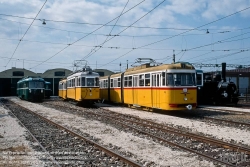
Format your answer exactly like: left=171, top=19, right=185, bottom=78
left=0, top=0, right=250, bottom=73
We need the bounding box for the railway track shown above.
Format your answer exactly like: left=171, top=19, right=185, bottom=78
left=198, top=105, right=250, bottom=115
left=1, top=99, right=142, bottom=167
left=203, top=116, right=250, bottom=128
left=42, top=101, right=250, bottom=167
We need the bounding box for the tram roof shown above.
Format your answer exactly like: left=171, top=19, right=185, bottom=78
left=124, top=62, right=195, bottom=75
left=17, top=76, right=45, bottom=83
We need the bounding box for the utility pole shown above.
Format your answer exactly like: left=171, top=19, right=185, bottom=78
left=173, top=50, right=175, bottom=63
left=119, top=62, right=121, bottom=72
left=127, top=60, right=128, bottom=69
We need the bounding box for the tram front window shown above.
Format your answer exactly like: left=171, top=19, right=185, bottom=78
left=167, top=73, right=195, bottom=86
left=29, top=81, right=44, bottom=88
left=86, top=78, right=95, bottom=86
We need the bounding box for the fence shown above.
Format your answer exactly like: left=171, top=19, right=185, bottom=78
left=238, top=88, right=250, bottom=102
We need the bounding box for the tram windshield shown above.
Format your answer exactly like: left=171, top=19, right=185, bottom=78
left=29, top=81, right=44, bottom=88
left=167, top=73, right=195, bottom=86
left=86, top=77, right=99, bottom=86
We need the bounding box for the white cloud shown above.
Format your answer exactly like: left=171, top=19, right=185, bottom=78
left=0, top=0, right=250, bottom=72
left=166, top=0, right=206, bottom=15
left=202, top=0, right=250, bottom=20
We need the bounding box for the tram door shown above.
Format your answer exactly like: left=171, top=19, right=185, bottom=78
left=152, top=73, right=161, bottom=108
left=133, top=75, right=139, bottom=106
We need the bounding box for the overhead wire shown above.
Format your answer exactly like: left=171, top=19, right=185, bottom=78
left=1, top=32, right=250, bottom=51
left=99, top=6, right=250, bottom=67
left=82, top=0, right=130, bottom=60
left=4, top=0, right=47, bottom=67
left=2, top=15, right=250, bottom=39
left=29, top=0, right=146, bottom=69
left=182, top=32, right=250, bottom=62
left=193, top=48, right=250, bottom=63
left=2, top=12, right=250, bottom=32
left=82, top=0, right=167, bottom=60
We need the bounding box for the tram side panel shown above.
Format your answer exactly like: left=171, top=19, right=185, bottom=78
left=110, top=88, right=122, bottom=103
left=99, top=78, right=109, bottom=102
left=100, top=88, right=109, bottom=101
left=109, top=77, right=122, bottom=103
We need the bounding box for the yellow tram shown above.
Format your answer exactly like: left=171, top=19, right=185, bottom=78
left=100, top=62, right=197, bottom=111
left=58, top=78, right=67, bottom=99
left=58, top=67, right=100, bottom=104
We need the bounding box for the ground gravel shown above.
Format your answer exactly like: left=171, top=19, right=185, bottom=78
left=8, top=97, right=216, bottom=167
left=0, top=102, right=45, bottom=167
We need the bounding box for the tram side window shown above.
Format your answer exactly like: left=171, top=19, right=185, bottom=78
left=104, top=79, right=108, bottom=88
left=110, top=79, right=113, bottom=88
left=157, top=75, right=160, bottom=86
left=128, top=76, right=132, bottom=87
left=102, top=80, right=104, bottom=88
left=133, top=76, right=138, bottom=87
left=77, top=78, right=80, bottom=87
left=145, top=73, right=150, bottom=86
left=99, top=81, right=102, bottom=88
left=114, top=78, right=118, bottom=87
left=162, top=72, right=166, bottom=86
left=81, top=77, right=86, bottom=86
left=124, top=76, right=128, bottom=87
left=139, top=74, right=144, bottom=86
left=166, top=74, right=174, bottom=86
left=102, top=80, right=105, bottom=88
left=95, top=77, right=99, bottom=86
left=118, top=78, right=121, bottom=87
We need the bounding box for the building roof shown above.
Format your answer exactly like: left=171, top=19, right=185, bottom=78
left=0, top=67, right=72, bottom=78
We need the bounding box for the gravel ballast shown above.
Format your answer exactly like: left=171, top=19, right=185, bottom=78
left=7, top=97, right=216, bottom=167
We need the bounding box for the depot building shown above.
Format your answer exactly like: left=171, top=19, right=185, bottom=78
left=0, top=67, right=114, bottom=96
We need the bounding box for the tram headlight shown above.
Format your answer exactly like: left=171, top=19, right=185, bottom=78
left=29, top=89, right=31, bottom=93
left=186, top=105, right=192, bottom=110
left=223, top=91, right=228, bottom=97
left=41, top=89, right=43, bottom=93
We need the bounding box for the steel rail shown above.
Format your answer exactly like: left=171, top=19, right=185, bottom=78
left=204, top=116, right=250, bottom=127
left=198, top=106, right=250, bottom=115
left=11, top=101, right=142, bottom=167
left=0, top=101, right=61, bottom=167
left=43, top=102, right=249, bottom=166
left=44, top=102, right=250, bottom=153
left=86, top=110, right=235, bottom=166
left=88, top=109, right=250, bottom=154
